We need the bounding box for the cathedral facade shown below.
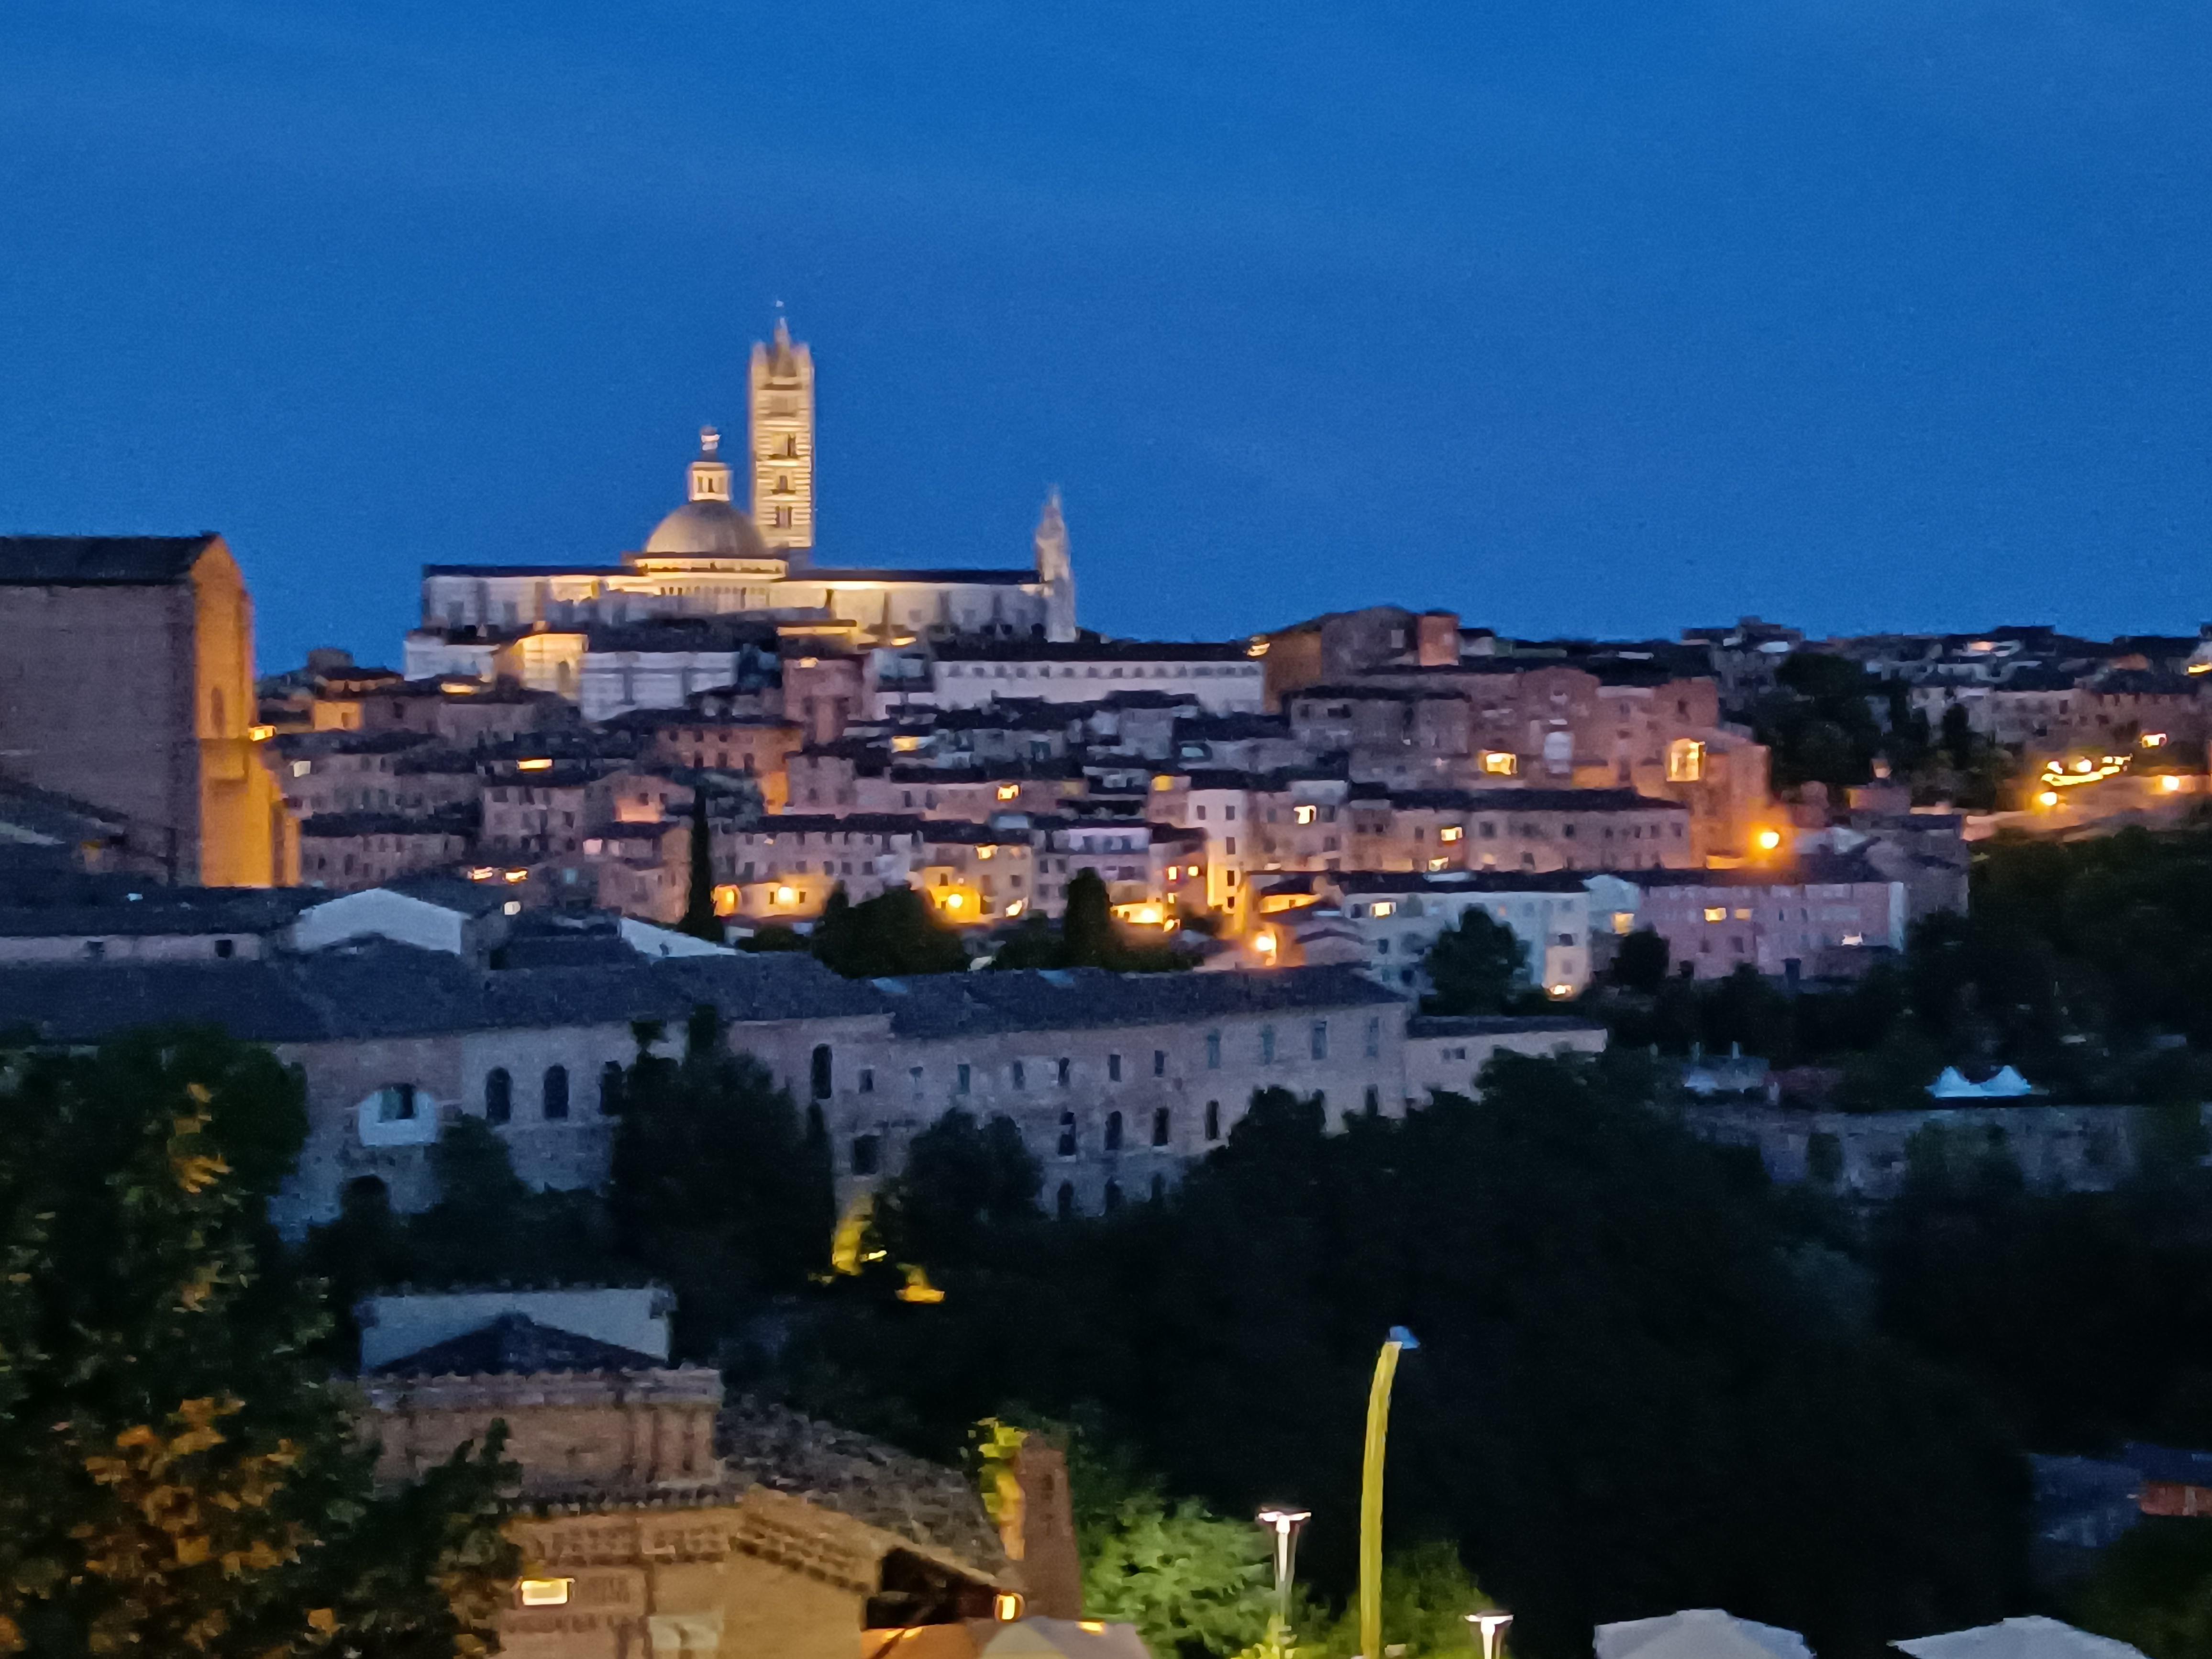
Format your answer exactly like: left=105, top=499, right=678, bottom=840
left=407, top=320, right=1077, bottom=688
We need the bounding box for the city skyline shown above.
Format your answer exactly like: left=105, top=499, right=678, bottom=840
left=3, top=1, right=2209, bottom=666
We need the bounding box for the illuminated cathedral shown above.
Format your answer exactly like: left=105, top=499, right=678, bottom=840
left=408, top=318, right=1077, bottom=681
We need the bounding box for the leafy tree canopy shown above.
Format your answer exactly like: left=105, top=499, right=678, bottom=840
left=0, top=1029, right=516, bottom=1657
left=984, top=871, right=1193, bottom=974
left=812, top=884, right=969, bottom=978
left=782, top=1059, right=2025, bottom=1659
left=1421, top=908, right=1529, bottom=1015
left=608, top=1010, right=835, bottom=1355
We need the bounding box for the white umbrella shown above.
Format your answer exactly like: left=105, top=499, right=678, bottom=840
left=1597, top=1609, right=1814, bottom=1659
left=1897, top=1616, right=2146, bottom=1659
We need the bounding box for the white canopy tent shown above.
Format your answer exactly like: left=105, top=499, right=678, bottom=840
left=1596, top=1609, right=1814, bottom=1659
left=979, top=1617, right=1151, bottom=1659
left=1928, top=1065, right=2037, bottom=1099
left=1897, top=1616, right=2146, bottom=1659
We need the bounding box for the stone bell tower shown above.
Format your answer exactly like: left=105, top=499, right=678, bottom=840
left=750, top=314, right=815, bottom=566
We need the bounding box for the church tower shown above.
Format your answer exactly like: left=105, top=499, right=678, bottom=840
left=1034, top=489, right=1077, bottom=642
left=749, top=316, right=815, bottom=566
left=688, top=426, right=732, bottom=502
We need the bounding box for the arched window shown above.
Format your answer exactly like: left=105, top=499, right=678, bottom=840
left=811, top=1044, right=833, bottom=1101
left=1057, top=1111, right=1077, bottom=1158
left=1103, top=1180, right=1123, bottom=1213
left=345, top=1174, right=389, bottom=1210
left=1104, top=1111, right=1123, bottom=1152
left=542, top=1065, right=569, bottom=1120
left=1056, top=1181, right=1075, bottom=1220
left=1205, top=1100, right=1221, bottom=1142
left=852, top=1135, right=882, bottom=1176
left=484, top=1068, right=511, bottom=1125
left=599, top=1062, right=625, bottom=1116
left=1151, top=1107, right=1171, bottom=1147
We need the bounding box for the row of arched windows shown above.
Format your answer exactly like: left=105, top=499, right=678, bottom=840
left=482, top=1062, right=624, bottom=1125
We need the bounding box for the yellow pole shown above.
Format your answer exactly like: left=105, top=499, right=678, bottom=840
left=1360, top=1337, right=1405, bottom=1659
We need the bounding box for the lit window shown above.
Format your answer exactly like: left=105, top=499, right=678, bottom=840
left=519, top=1580, right=572, bottom=1607
left=1703, top=907, right=1726, bottom=923
left=1481, top=752, right=1517, bottom=776
left=1666, top=739, right=1705, bottom=783
left=1371, top=900, right=1395, bottom=918
left=1438, top=826, right=1463, bottom=843
left=1293, top=805, right=1317, bottom=825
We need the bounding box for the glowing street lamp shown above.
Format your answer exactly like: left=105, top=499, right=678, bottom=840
left=1467, top=1610, right=1515, bottom=1659
left=1254, top=1507, right=1311, bottom=1634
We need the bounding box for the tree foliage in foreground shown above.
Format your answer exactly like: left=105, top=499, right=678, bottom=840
left=987, top=871, right=1194, bottom=974
left=784, top=1057, right=2025, bottom=1659
left=0, top=1030, right=516, bottom=1658
left=1420, top=908, right=1531, bottom=1014
left=609, top=1008, right=836, bottom=1356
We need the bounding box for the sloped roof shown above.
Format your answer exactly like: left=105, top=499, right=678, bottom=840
left=369, top=1311, right=666, bottom=1377
left=874, top=963, right=1403, bottom=1040
left=0, top=941, right=887, bottom=1044
left=719, top=1396, right=1007, bottom=1574
left=0, top=535, right=219, bottom=586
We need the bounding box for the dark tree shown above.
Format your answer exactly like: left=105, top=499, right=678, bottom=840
left=875, top=1109, right=1043, bottom=1269
left=785, top=1057, right=2025, bottom=1659
left=1060, top=869, right=1118, bottom=968
left=738, top=924, right=810, bottom=954
left=1421, top=907, right=1530, bottom=1014
left=678, top=791, right=720, bottom=941
left=1611, top=926, right=1671, bottom=992
left=984, top=872, right=1192, bottom=975
left=0, top=1029, right=517, bottom=1656
left=811, top=884, right=969, bottom=978
left=609, top=1034, right=836, bottom=1355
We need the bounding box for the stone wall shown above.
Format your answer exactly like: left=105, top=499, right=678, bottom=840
left=1681, top=1101, right=2208, bottom=1202
left=0, top=580, right=199, bottom=874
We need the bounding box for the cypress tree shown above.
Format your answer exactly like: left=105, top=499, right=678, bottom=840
left=679, top=791, right=720, bottom=940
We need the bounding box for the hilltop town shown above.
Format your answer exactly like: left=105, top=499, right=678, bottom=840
left=9, top=322, right=2212, bottom=1659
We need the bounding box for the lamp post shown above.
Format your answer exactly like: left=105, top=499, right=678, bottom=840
left=1255, top=1507, right=1311, bottom=1639
left=1359, top=1327, right=1419, bottom=1659
left=1467, top=1611, right=1515, bottom=1659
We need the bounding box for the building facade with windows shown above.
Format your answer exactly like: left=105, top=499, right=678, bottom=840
left=1587, top=855, right=1909, bottom=980
left=0, top=947, right=1418, bottom=1232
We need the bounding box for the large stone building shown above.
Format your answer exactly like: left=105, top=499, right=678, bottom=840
left=0, top=939, right=1422, bottom=1232
left=0, top=535, right=291, bottom=885
left=406, top=321, right=1079, bottom=702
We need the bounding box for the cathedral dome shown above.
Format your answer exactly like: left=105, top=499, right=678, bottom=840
left=642, top=498, right=771, bottom=563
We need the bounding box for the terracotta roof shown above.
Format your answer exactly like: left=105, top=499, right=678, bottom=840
left=718, top=1396, right=1007, bottom=1575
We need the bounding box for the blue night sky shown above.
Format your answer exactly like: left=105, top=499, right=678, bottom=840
left=2, top=1, right=2208, bottom=667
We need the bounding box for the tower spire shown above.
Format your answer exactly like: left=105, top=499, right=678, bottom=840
left=750, top=315, right=815, bottom=564
left=1034, top=488, right=1076, bottom=642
